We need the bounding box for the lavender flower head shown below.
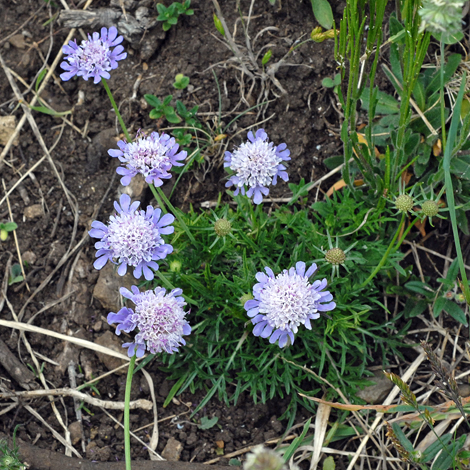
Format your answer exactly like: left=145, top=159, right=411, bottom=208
left=109, top=131, right=186, bottom=187
left=60, top=27, right=127, bottom=83
left=88, top=194, right=174, bottom=280
left=245, top=262, right=335, bottom=347
left=108, top=285, right=191, bottom=357
left=224, top=129, right=290, bottom=204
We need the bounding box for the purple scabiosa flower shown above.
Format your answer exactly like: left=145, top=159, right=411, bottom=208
left=108, top=131, right=186, bottom=187
left=224, top=129, right=290, bottom=204
left=245, top=262, right=335, bottom=347
left=88, top=194, right=174, bottom=280
left=60, top=27, right=127, bottom=84
left=108, top=285, right=191, bottom=357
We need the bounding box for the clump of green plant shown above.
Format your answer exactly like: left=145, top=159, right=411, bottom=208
left=173, top=73, right=190, bottom=90
left=0, top=426, right=25, bottom=470
left=0, top=221, right=17, bottom=241
left=156, top=0, right=194, bottom=31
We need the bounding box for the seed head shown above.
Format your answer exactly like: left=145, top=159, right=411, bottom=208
left=244, top=446, right=286, bottom=470
left=214, top=218, right=232, bottom=237
left=325, top=247, right=346, bottom=265
left=421, top=200, right=439, bottom=217
left=395, top=194, right=414, bottom=213
left=419, top=0, right=464, bottom=36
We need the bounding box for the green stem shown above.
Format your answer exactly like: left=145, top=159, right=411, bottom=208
left=101, top=77, right=131, bottom=142
left=393, top=216, right=419, bottom=253
left=149, top=184, right=167, bottom=215
left=152, top=185, right=196, bottom=245
left=440, top=41, right=447, bottom=150
left=360, top=214, right=405, bottom=289
left=124, top=354, right=136, bottom=470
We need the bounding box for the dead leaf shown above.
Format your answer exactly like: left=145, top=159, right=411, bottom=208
left=433, top=139, right=442, bottom=156
left=215, top=440, right=224, bottom=449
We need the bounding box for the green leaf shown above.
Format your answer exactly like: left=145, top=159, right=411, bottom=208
left=149, top=109, right=163, bottom=119
left=404, top=281, right=432, bottom=296
left=433, top=296, right=447, bottom=317
left=229, top=459, right=242, bottom=466
left=425, top=54, right=461, bottom=96
left=261, top=50, right=272, bottom=66
left=133, top=353, right=155, bottom=374
left=213, top=13, right=225, bottom=36
left=163, top=95, right=173, bottom=106
left=163, top=374, right=187, bottom=407
left=310, top=0, right=333, bottom=29
left=0, top=222, right=17, bottom=232
left=361, top=88, right=399, bottom=114
left=403, top=298, right=428, bottom=318
left=283, top=418, right=311, bottom=462
left=156, top=3, right=166, bottom=14
left=432, top=434, right=466, bottom=469
left=198, top=416, right=219, bottom=430
left=35, top=68, right=48, bottom=93
left=30, top=105, right=71, bottom=116
left=322, top=74, right=341, bottom=88
left=144, top=94, right=162, bottom=107
left=412, top=79, right=426, bottom=111
left=288, top=178, right=309, bottom=205
left=166, top=114, right=182, bottom=124
left=185, top=9, right=194, bottom=15
left=441, top=299, right=467, bottom=325
left=323, top=456, right=335, bottom=470
left=167, top=16, right=178, bottom=25
left=163, top=22, right=172, bottom=31
left=323, top=155, right=344, bottom=169
left=421, top=433, right=452, bottom=463
left=391, top=423, right=414, bottom=454
left=450, top=154, right=470, bottom=180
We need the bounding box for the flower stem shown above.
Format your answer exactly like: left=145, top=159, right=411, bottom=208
left=360, top=214, right=405, bottom=289
left=149, top=184, right=167, bottom=215
left=101, top=77, right=131, bottom=142
left=392, top=216, right=420, bottom=253
left=152, top=184, right=197, bottom=245
left=124, top=354, right=136, bottom=470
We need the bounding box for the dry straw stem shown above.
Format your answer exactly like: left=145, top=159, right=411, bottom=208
left=0, top=388, right=152, bottom=411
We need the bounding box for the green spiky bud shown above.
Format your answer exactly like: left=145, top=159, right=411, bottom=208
left=421, top=200, right=439, bottom=217
left=395, top=194, right=414, bottom=213
left=240, top=293, right=253, bottom=307
left=214, top=218, right=232, bottom=237
left=325, top=247, right=346, bottom=265
left=455, top=293, right=465, bottom=304
left=169, top=260, right=182, bottom=272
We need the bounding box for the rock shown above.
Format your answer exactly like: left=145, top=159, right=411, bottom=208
left=54, top=342, right=79, bottom=375
left=24, top=204, right=43, bottom=219
left=0, top=115, right=18, bottom=146
left=87, top=128, right=119, bottom=173
left=68, top=421, right=82, bottom=445
left=9, top=34, right=27, bottom=49
left=22, top=251, right=37, bottom=265
left=269, top=415, right=283, bottom=433
left=118, top=173, right=146, bottom=200
left=458, top=384, right=470, bottom=397
left=86, top=441, right=112, bottom=461
left=93, top=262, right=135, bottom=312
left=140, top=26, right=166, bottom=61
left=94, top=331, right=127, bottom=374
left=161, top=437, right=183, bottom=461
left=356, top=369, right=394, bottom=404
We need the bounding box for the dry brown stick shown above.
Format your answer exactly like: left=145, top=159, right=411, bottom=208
left=0, top=388, right=152, bottom=410
left=0, top=338, right=38, bottom=390
left=1, top=433, right=230, bottom=470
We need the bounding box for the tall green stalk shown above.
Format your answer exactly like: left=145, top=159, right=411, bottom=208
left=102, top=77, right=131, bottom=142
left=124, top=354, right=136, bottom=470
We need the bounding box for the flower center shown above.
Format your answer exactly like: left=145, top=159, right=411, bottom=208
left=125, top=139, right=171, bottom=176
left=230, top=140, right=281, bottom=188
left=260, top=272, right=320, bottom=330
left=107, top=211, right=162, bottom=266
left=79, top=39, right=110, bottom=72
left=131, top=292, right=186, bottom=353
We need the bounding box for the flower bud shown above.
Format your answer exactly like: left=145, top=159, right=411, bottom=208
left=395, top=194, right=414, bottom=213
left=240, top=293, right=253, bottom=307
left=214, top=218, right=232, bottom=237
left=325, top=247, right=346, bottom=265
left=421, top=200, right=439, bottom=217
left=169, top=260, right=182, bottom=272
